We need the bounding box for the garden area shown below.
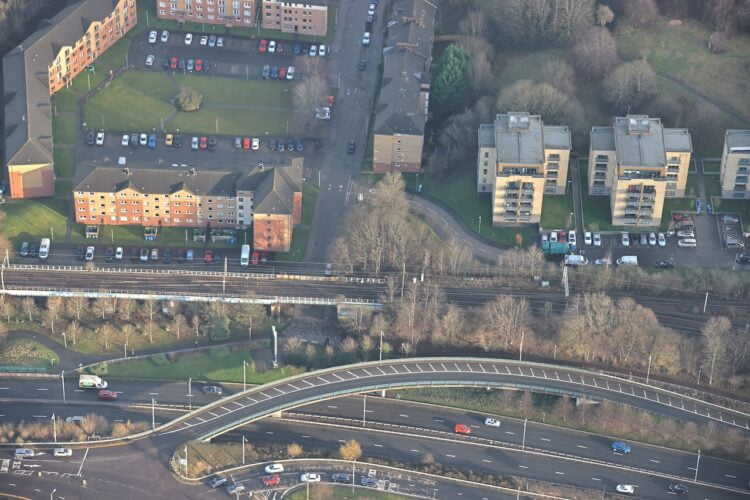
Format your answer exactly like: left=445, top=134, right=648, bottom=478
left=0, top=339, right=59, bottom=370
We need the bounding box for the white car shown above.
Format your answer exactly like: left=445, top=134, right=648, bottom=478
left=300, top=473, right=321, bottom=483
left=95, top=131, right=105, bottom=146
left=541, top=233, right=548, bottom=244
left=191, top=136, right=199, bottom=150
left=121, top=134, right=129, bottom=146
left=484, top=418, right=500, bottom=427
left=139, top=133, right=148, bottom=146
left=148, top=30, right=157, bottom=44
left=678, top=238, right=697, bottom=248
left=658, top=232, right=666, bottom=247
left=251, top=138, right=260, bottom=150
left=53, top=448, right=73, bottom=457
left=286, top=66, right=295, bottom=80
left=85, top=246, right=95, bottom=261
left=217, top=36, right=225, bottom=47
left=160, top=30, right=169, bottom=43
left=65, top=416, right=83, bottom=424
left=368, top=3, right=376, bottom=16
left=648, top=232, right=657, bottom=246
left=268, top=40, right=276, bottom=53
left=677, top=229, right=695, bottom=238
left=584, top=231, right=592, bottom=245
left=568, top=230, right=576, bottom=246
left=309, top=44, right=317, bottom=56
left=184, top=33, right=193, bottom=45
left=145, top=54, right=155, bottom=67
left=593, top=232, right=601, bottom=247
left=318, top=44, right=326, bottom=57
left=362, top=32, right=371, bottom=46
left=616, top=484, right=635, bottom=495
left=621, top=232, right=630, bottom=247
left=549, top=231, right=558, bottom=243
left=200, top=35, right=208, bottom=46
left=594, top=258, right=611, bottom=266
left=115, top=247, right=124, bottom=260
left=265, top=463, right=284, bottom=474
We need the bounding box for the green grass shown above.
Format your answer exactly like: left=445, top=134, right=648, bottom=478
left=173, top=75, right=292, bottom=108
left=578, top=162, right=618, bottom=232
left=420, top=168, right=537, bottom=247
left=53, top=148, right=75, bottom=177
left=106, top=348, right=304, bottom=383
left=55, top=180, right=73, bottom=198
left=301, top=183, right=319, bottom=227
left=276, top=227, right=310, bottom=262
left=52, top=88, right=83, bottom=114
left=704, top=174, right=722, bottom=201
left=287, top=487, right=408, bottom=500
left=84, top=225, right=250, bottom=249
left=540, top=192, right=573, bottom=230
left=0, top=339, right=60, bottom=369
left=712, top=199, right=750, bottom=221
left=52, top=114, right=77, bottom=145
left=169, top=107, right=289, bottom=136
left=685, top=173, right=699, bottom=198
left=702, top=160, right=722, bottom=173
left=660, top=198, right=696, bottom=229
left=0, top=199, right=69, bottom=245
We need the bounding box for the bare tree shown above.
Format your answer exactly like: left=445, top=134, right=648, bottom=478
left=541, top=60, right=576, bottom=96
left=496, top=80, right=585, bottom=131
left=66, top=296, right=87, bottom=321
left=474, top=295, right=531, bottom=352
left=458, top=9, right=485, bottom=37
left=91, top=298, right=108, bottom=321
left=621, top=0, right=660, bottom=27
left=489, top=0, right=596, bottom=43
left=122, top=323, right=135, bottom=349
left=67, top=320, right=81, bottom=345
left=701, top=316, right=732, bottom=385
left=118, top=299, right=135, bottom=322
left=144, top=300, right=156, bottom=343
left=191, top=313, right=200, bottom=337
left=21, top=297, right=36, bottom=323
left=98, top=323, right=114, bottom=350
left=571, top=27, right=618, bottom=80
left=459, top=36, right=495, bottom=93
left=0, top=296, right=14, bottom=322
left=603, top=59, right=658, bottom=111
left=293, top=74, right=328, bottom=133
left=173, top=314, right=187, bottom=340
left=596, top=4, right=614, bottom=27
left=286, top=442, right=303, bottom=457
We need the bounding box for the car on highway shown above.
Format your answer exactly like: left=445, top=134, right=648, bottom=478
left=226, top=483, right=246, bottom=495
left=145, top=54, right=155, bottom=67
left=331, top=473, right=351, bottom=484
left=454, top=424, right=471, bottom=435
left=97, top=389, right=118, bottom=401
left=300, top=473, right=321, bottom=483
left=207, top=475, right=227, bottom=488
left=654, top=260, right=674, bottom=269
left=259, top=39, right=268, bottom=52
left=347, top=140, right=356, bottom=154
left=148, top=30, right=157, bottom=43
left=265, top=463, right=284, bottom=474
left=85, top=246, right=95, bottom=261
left=184, top=33, right=193, bottom=45
left=361, top=477, right=378, bottom=487
left=261, top=474, right=280, bottom=486
left=65, top=416, right=83, bottom=424
left=95, top=131, right=105, bottom=146
left=202, top=385, right=223, bottom=395
left=121, top=134, right=130, bottom=146
left=611, top=441, right=631, bottom=454
left=484, top=418, right=501, bottom=427
left=54, top=448, right=73, bottom=457
left=616, top=484, right=635, bottom=495
left=668, top=483, right=689, bottom=495
left=677, top=238, right=697, bottom=248
left=160, top=30, right=169, bottom=42
left=140, top=133, right=148, bottom=146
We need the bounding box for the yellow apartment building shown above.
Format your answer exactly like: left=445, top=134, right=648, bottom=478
left=720, top=130, right=750, bottom=199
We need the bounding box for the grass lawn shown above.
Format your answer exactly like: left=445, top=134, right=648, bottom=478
left=288, top=487, right=408, bottom=500
left=173, top=75, right=292, bottom=108
left=539, top=192, right=573, bottom=230
left=0, top=199, right=69, bottom=245
left=169, top=107, right=289, bottom=136
left=660, top=198, right=696, bottom=229
left=712, top=199, right=750, bottom=221
left=276, top=227, right=310, bottom=262
left=0, top=339, right=60, bottom=369
left=702, top=160, right=722, bottom=173
left=704, top=174, right=722, bottom=200
left=81, top=225, right=250, bottom=249
left=301, top=183, right=319, bottom=226
left=106, top=347, right=304, bottom=383
left=53, top=148, right=75, bottom=177
left=52, top=114, right=77, bottom=145
left=685, top=173, right=699, bottom=198
left=420, top=168, right=537, bottom=247
left=55, top=180, right=73, bottom=198
left=52, top=88, right=83, bottom=114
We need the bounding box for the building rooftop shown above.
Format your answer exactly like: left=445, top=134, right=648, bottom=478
left=493, top=112, right=544, bottom=165
left=75, top=168, right=241, bottom=196
left=478, top=124, right=495, bottom=149
left=237, top=159, right=303, bottom=216
left=591, top=126, right=615, bottom=151
left=3, top=0, right=120, bottom=171
left=725, top=129, right=750, bottom=152
left=613, top=115, right=667, bottom=168
left=373, top=0, right=436, bottom=137
left=543, top=125, right=572, bottom=150
left=663, top=128, right=693, bottom=153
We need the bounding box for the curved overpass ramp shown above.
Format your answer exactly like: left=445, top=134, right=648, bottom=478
left=154, top=358, right=750, bottom=443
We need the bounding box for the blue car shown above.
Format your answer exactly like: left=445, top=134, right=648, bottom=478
left=696, top=198, right=702, bottom=215
left=271, top=66, right=279, bottom=80
left=293, top=43, right=302, bottom=55
left=611, top=441, right=631, bottom=454
left=147, top=133, right=157, bottom=148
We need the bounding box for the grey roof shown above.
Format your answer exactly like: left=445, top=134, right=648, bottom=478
left=373, top=0, right=436, bottom=137
left=590, top=126, right=615, bottom=151
left=493, top=113, right=544, bottom=165
left=543, top=125, right=572, bottom=150
left=725, top=129, right=750, bottom=151
left=663, top=128, right=693, bottom=153
left=237, top=158, right=303, bottom=216
left=75, top=168, right=242, bottom=197
left=478, top=124, right=495, bottom=149
left=613, top=115, right=667, bottom=168
left=3, top=0, right=119, bottom=171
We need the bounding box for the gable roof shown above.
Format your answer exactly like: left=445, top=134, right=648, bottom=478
left=238, top=158, right=303, bottom=215
left=373, top=0, right=436, bottom=137
left=75, top=168, right=242, bottom=196
left=3, top=0, right=119, bottom=172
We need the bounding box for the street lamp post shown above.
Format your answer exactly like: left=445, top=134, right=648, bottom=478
left=522, top=418, right=527, bottom=450
left=379, top=330, right=383, bottom=362
left=151, top=398, right=156, bottom=429
left=362, top=394, right=367, bottom=427
left=52, top=414, right=57, bottom=443
left=694, top=449, right=701, bottom=481
left=646, top=354, right=652, bottom=384
left=62, top=332, right=67, bottom=350
left=519, top=330, right=525, bottom=361
left=188, top=377, right=193, bottom=410
left=242, top=435, right=246, bottom=464
left=478, top=216, right=482, bottom=235
left=61, top=371, right=66, bottom=402
left=243, top=360, right=247, bottom=391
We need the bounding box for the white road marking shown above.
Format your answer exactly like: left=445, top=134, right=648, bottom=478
left=398, top=414, right=409, bottom=418
left=0, top=388, right=9, bottom=390
left=445, top=454, right=455, bottom=458
left=577, top=445, right=587, bottom=449
left=726, top=474, right=737, bottom=478
left=482, top=459, right=491, bottom=463
left=519, top=465, right=528, bottom=469
left=410, top=449, right=419, bottom=453
left=148, top=392, right=159, bottom=395
left=555, top=472, right=565, bottom=475
left=33, top=415, right=47, bottom=418
left=338, top=440, right=346, bottom=443
left=434, top=419, right=444, bottom=422
left=266, top=431, right=274, bottom=435
left=36, top=388, right=48, bottom=391
left=540, top=437, right=551, bottom=442
left=649, top=459, right=660, bottom=463
left=76, top=448, right=89, bottom=476
left=373, top=444, right=383, bottom=447
left=327, top=405, right=338, bottom=409
left=592, top=478, right=601, bottom=481
left=505, top=431, right=515, bottom=435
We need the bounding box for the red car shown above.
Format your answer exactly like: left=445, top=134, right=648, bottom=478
left=195, top=59, right=203, bottom=72
left=98, top=390, right=118, bottom=401
left=199, top=136, right=208, bottom=150
left=454, top=424, right=471, bottom=435
left=261, top=474, right=281, bottom=486
left=243, top=137, right=251, bottom=150
left=169, top=57, right=178, bottom=70
left=203, top=249, right=213, bottom=263
left=673, top=213, right=693, bottom=222
left=279, top=67, right=287, bottom=79
left=251, top=251, right=260, bottom=265
left=258, top=39, right=268, bottom=52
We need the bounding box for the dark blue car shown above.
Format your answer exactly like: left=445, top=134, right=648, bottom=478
left=611, top=441, right=631, bottom=454
left=293, top=43, right=302, bottom=55
left=271, top=66, right=279, bottom=79
left=148, top=134, right=157, bottom=148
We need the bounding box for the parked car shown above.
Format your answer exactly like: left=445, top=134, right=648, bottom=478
left=309, top=44, right=317, bottom=56
left=184, top=33, right=193, bottom=45
left=594, top=258, right=611, bottom=266
left=276, top=41, right=284, bottom=53
left=293, top=43, right=302, bottom=55
left=208, top=476, right=227, bottom=488
left=173, top=135, right=182, bottom=148
left=331, top=473, right=351, bottom=484
left=252, top=138, right=260, bottom=150
left=85, top=246, right=95, bottom=261
left=621, top=232, right=630, bottom=247
left=199, top=35, right=208, bottom=46
left=217, top=37, right=225, bottom=47
left=226, top=483, right=245, bottom=495
left=258, top=39, right=268, bottom=52
left=191, top=136, right=199, bottom=150
left=121, top=134, right=130, bottom=146
left=20, top=241, right=29, bottom=257
left=296, top=139, right=304, bottom=152
left=262, top=64, right=270, bottom=79
left=115, top=247, right=124, bottom=260
left=203, top=249, right=213, bottom=263
left=648, top=232, right=657, bottom=246
left=186, top=59, right=194, bottom=71
left=361, top=477, right=378, bottom=487
left=105, top=247, right=114, bottom=262
left=86, top=131, right=95, bottom=145
left=235, top=137, right=242, bottom=149
left=208, top=137, right=217, bottom=151
left=184, top=249, right=194, bottom=261
left=368, top=3, right=376, bottom=15
left=145, top=54, right=155, bottom=66
left=454, top=424, right=471, bottom=435
left=140, top=133, right=148, bottom=146
left=169, top=57, right=178, bottom=70
left=243, top=137, right=251, bottom=150
left=658, top=232, right=666, bottom=247
left=178, top=58, right=186, bottom=70
left=195, top=59, right=203, bottom=71
left=668, top=483, right=689, bottom=495
left=165, top=133, right=174, bottom=147
left=271, top=66, right=279, bottom=79
left=722, top=214, right=740, bottom=224
left=676, top=229, right=695, bottom=238
left=148, top=133, right=157, bottom=148
left=362, top=32, right=371, bottom=46
left=639, top=233, right=648, bottom=245
left=286, top=66, right=294, bottom=80
left=148, top=30, right=157, bottom=44
left=95, top=131, right=105, bottom=146
left=203, top=59, right=210, bottom=72
left=208, top=35, right=216, bottom=47
left=279, top=66, right=287, bottom=79
left=654, top=260, right=674, bottom=269
left=163, top=249, right=172, bottom=264
left=199, top=136, right=208, bottom=150
left=202, top=385, right=223, bottom=395
left=568, top=230, right=577, bottom=246
left=318, top=44, right=326, bottom=56
left=268, top=40, right=276, bottom=53
left=160, top=30, right=169, bottom=42
left=139, top=248, right=149, bottom=262
left=75, top=245, right=85, bottom=261
left=148, top=248, right=158, bottom=260
left=265, top=463, right=284, bottom=474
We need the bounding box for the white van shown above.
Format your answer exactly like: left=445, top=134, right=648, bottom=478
left=15, top=448, right=35, bottom=458
left=616, top=256, right=639, bottom=266
left=38, top=238, right=50, bottom=259
left=240, top=244, right=251, bottom=267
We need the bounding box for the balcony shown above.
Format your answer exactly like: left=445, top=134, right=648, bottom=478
left=595, top=163, right=608, bottom=172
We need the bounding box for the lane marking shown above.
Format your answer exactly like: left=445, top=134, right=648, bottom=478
left=445, top=454, right=455, bottom=458
left=726, top=474, right=737, bottom=478
left=577, top=445, right=587, bottom=449
left=76, top=448, right=89, bottom=476
left=265, top=431, right=274, bottom=435
left=373, top=444, right=383, bottom=447
left=519, top=465, right=528, bottom=469
left=555, top=472, right=565, bottom=475
left=540, top=437, right=551, bottom=442
left=592, top=478, right=601, bottom=481
left=148, top=392, right=159, bottom=396
left=399, top=414, right=409, bottom=418
left=36, top=388, right=49, bottom=391
left=410, top=449, right=419, bottom=453
left=482, top=459, right=491, bottom=463
left=649, top=459, right=660, bottom=463
left=327, top=405, right=338, bottom=409
left=505, top=431, right=515, bottom=435
left=33, top=415, right=47, bottom=418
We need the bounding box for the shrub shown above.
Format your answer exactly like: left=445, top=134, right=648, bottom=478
left=175, top=86, right=202, bottom=111
left=208, top=315, right=231, bottom=341
left=89, top=363, right=108, bottom=376
left=149, top=353, right=168, bottom=366
left=208, top=345, right=231, bottom=359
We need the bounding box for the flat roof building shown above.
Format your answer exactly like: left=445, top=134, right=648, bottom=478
left=720, top=129, right=750, bottom=199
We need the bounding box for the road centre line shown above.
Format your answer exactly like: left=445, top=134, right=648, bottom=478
left=482, top=459, right=491, bottom=463
left=148, top=392, right=159, bottom=396
left=505, top=431, right=515, bottom=435
left=410, top=449, right=420, bottom=453
left=33, top=415, right=47, bottom=418
left=726, top=474, right=737, bottom=478
left=36, top=388, right=48, bottom=391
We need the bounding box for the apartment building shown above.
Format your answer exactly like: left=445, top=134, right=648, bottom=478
left=477, top=112, right=572, bottom=225
left=588, top=115, right=692, bottom=227
left=74, top=160, right=302, bottom=252
left=261, top=0, right=327, bottom=36
left=720, top=129, right=750, bottom=199
left=372, top=0, right=436, bottom=173
left=3, top=0, right=137, bottom=199
left=157, top=0, right=257, bottom=28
